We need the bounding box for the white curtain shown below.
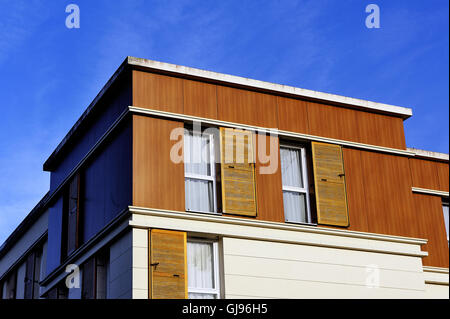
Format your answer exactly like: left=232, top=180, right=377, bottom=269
left=283, top=191, right=307, bottom=223
left=443, top=204, right=449, bottom=239
left=280, top=147, right=303, bottom=188
left=187, top=242, right=214, bottom=292
left=184, top=131, right=211, bottom=176
left=185, top=179, right=213, bottom=212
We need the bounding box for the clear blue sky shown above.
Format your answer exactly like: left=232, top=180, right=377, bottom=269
left=0, top=0, right=448, bottom=245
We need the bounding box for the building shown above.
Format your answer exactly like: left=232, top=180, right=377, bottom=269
left=0, top=56, right=448, bottom=299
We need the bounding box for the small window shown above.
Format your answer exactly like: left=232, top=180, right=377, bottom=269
left=187, top=239, right=220, bottom=299
left=62, top=173, right=81, bottom=259
left=81, top=251, right=109, bottom=299
left=280, top=145, right=312, bottom=224
left=443, top=200, right=449, bottom=245
left=24, top=249, right=42, bottom=299
left=184, top=129, right=217, bottom=214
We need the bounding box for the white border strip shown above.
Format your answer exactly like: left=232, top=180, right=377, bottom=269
left=412, top=187, right=449, bottom=197
left=129, top=106, right=416, bottom=157
left=128, top=57, right=413, bottom=119
left=408, top=148, right=449, bottom=162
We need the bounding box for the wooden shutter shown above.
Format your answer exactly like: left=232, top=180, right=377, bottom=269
left=220, top=127, right=257, bottom=216
left=82, top=257, right=96, bottom=299
left=24, top=252, right=35, bottom=299
left=67, top=174, right=80, bottom=255
left=312, top=142, right=349, bottom=227
left=149, top=229, right=187, bottom=299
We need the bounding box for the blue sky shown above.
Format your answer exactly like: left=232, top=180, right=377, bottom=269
left=0, top=0, right=448, bottom=245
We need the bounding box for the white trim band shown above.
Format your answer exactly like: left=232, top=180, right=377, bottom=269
left=412, top=187, right=449, bottom=197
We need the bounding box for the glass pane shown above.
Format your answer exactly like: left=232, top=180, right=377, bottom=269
left=188, top=293, right=216, bottom=299
left=280, top=147, right=303, bottom=188
left=283, top=191, right=307, bottom=223
left=187, top=242, right=214, bottom=289
left=184, top=131, right=212, bottom=176
left=185, top=178, right=214, bottom=212
left=443, top=204, right=449, bottom=239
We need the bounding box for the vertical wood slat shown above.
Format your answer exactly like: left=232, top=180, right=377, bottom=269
left=132, top=71, right=183, bottom=113
left=254, top=134, right=285, bottom=223
left=132, top=115, right=186, bottom=211
left=413, top=193, right=449, bottom=268
left=220, top=128, right=257, bottom=216
left=149, top=229, right=187, bottom=299
left=312, top=142, right=349, bottom=227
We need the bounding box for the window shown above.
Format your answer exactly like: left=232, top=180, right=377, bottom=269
left=184, top=129, right=217, bottom=213
left=443, top=200, right=449, bottom=245
left=47, top=281, right=68, bottom=299
left=62, top=173, right=81, bottom=259
left=24, top=249, right=42, bottom=299
left=280, top=145, right=311, bottom=224
left=3, top=270, right=16, bottom=299
left=187, top=239, right=220, bottom=299
left=81, top=250, right=109, bottom=299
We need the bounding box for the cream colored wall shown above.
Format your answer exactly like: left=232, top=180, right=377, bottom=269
left=131, top=228, right=148, bottom=299
left=423, top=267, right=449, bottom=299
left=222, top=237, right=427, bottom=298
left=128, top=209, right=448, bottom=299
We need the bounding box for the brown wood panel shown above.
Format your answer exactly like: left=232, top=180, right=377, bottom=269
left=254, top=134, right=285, bottom=223
left=409, top=158, right=440, bottom=190
left=132, top=115, right=185, bottom=211
left=413, top=193, right=449, bottom=268
left=307, top=102, right=360, bottom=142
left=360, top=151, right=419, bottom=238
left=133, top=71, right=183, bottom=113
left=149, top=229, right=187, bottom=299
left=183, top=79, right=217, bottom=119
left=436, top=162, right=449, bottom=192
left=217, top=86, right=278, bottom=128
left=357, top=112, right=406, bottom=149
left=341, top=148, right=369, bottom=232
left=277, top=97, right=309, bottom=134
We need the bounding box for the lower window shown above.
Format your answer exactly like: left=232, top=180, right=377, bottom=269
left=187, top=239, right=220, bottom=299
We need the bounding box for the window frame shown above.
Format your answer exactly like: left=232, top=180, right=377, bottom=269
left=184, top=129, right=218, bottom=215
left=443, top=199, right=449, bottom=245
left=187, top=238, right=220, bottom=299
left=280, top=143, right=312, bottom=224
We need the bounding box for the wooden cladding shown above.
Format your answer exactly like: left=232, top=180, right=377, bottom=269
left=312, top=142, right=349, bottom=227
left=149, top=229, right=187, bottom=299
left=132, top=70, right=407, bottom=149
left=413, top=193, right=449, bottom=268
left=409, top=158, right=449, bottom=192
left=341, top=148, right=419, bottom=238
left=220, top=128, right=257, bottom=216
left=132, top=115, right=185, bottom=211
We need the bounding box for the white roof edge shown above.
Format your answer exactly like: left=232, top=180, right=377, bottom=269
left=127, top=56, right=413, bottom=119
left=407, top=148, right=449, bottom=161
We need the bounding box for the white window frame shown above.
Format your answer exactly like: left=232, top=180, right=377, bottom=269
left=187, top=238, right=220, bottom=299
left=280, top=144, right=312, bottom=224
left=184, top=129, right=218, bottom=214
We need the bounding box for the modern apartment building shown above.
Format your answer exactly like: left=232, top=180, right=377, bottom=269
left=0, top=57, right=448, bottom=299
